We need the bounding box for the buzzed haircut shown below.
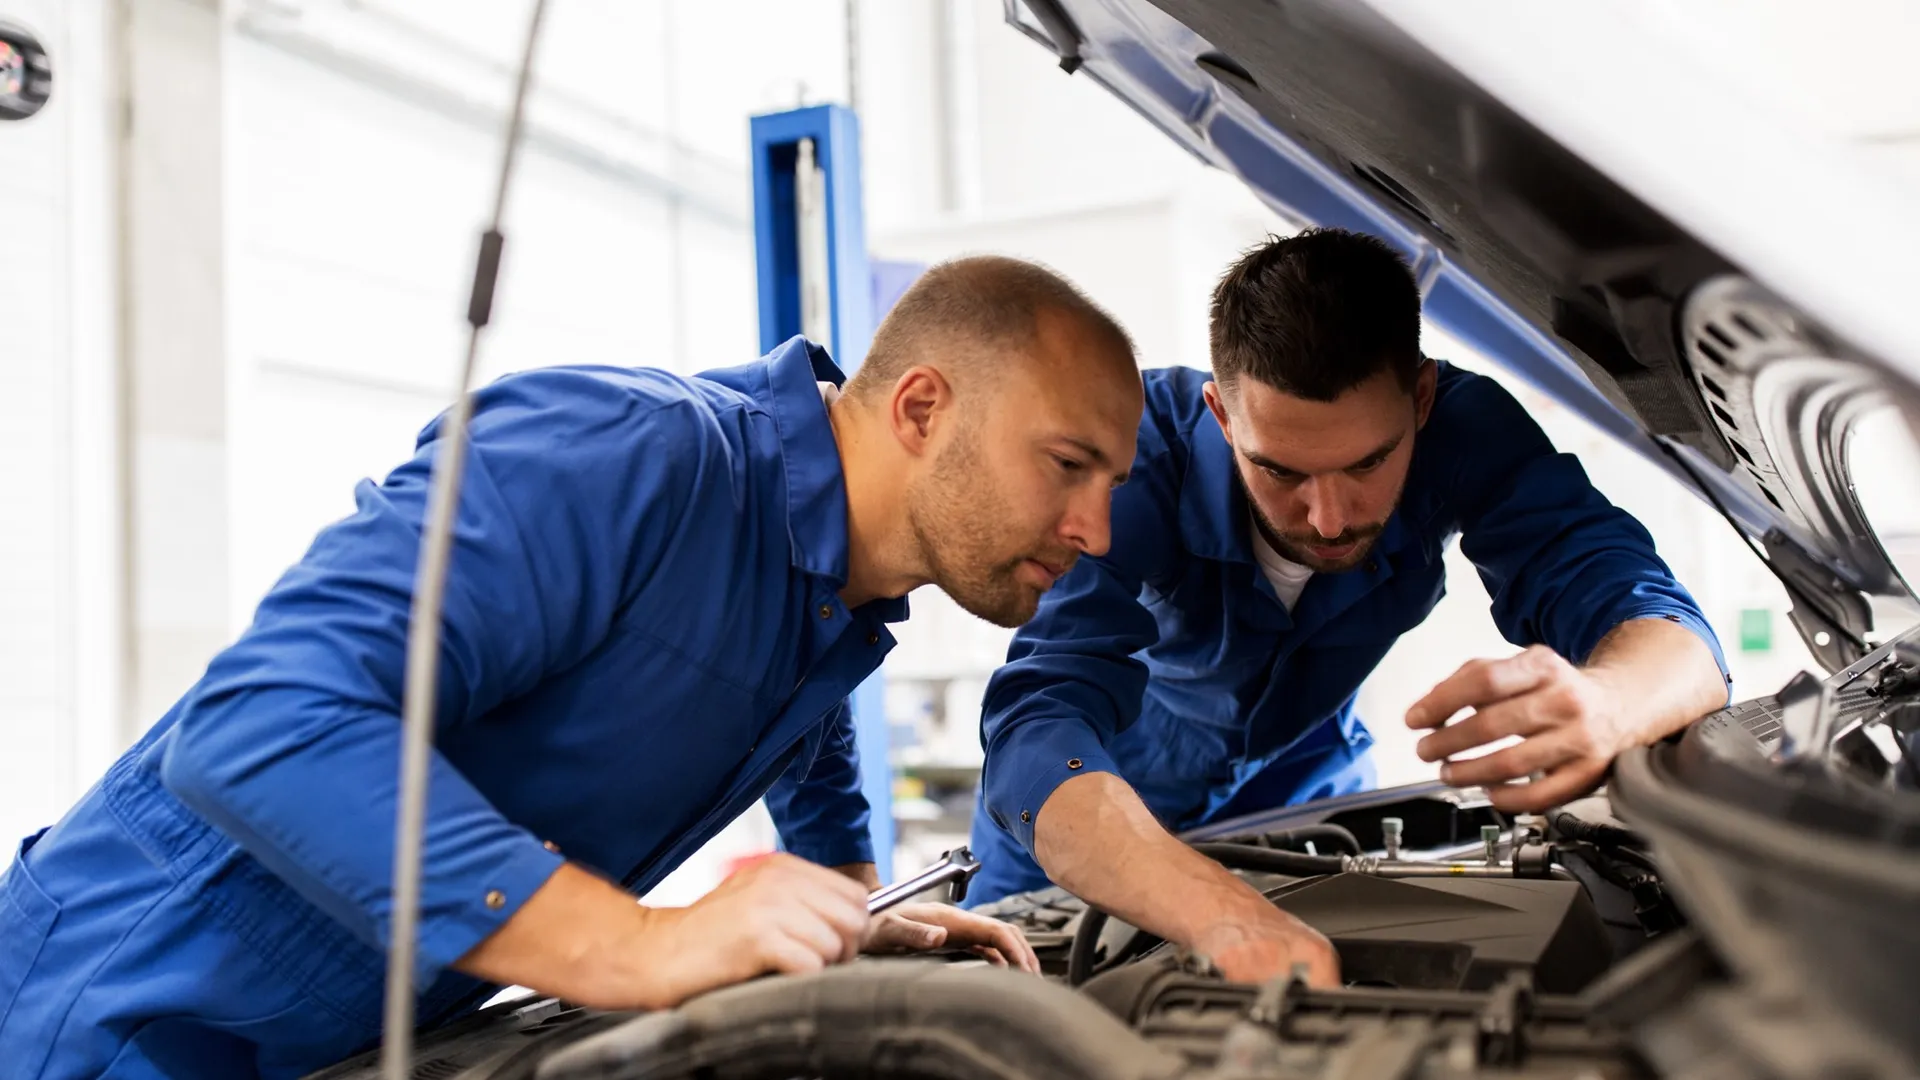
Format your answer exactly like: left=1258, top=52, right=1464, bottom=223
left=1209, top=228, right=1422, bottom=401
left=845, top=255, right=1134, bottom=400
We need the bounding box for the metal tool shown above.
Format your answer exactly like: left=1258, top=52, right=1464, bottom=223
left=867, top=846, right=982, bottom=914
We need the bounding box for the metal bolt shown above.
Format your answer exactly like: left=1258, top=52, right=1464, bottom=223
left=1482, top=825, right=1501, bottom=865
left=1381, top=817, right=1403, bottom=860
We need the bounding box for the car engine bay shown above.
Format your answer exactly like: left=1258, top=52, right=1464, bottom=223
left=307, top=627, right=1920, bottom=1080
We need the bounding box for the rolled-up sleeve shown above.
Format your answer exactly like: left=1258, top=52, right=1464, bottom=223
left=978, top=443, right=1182, bottom=856
left=765, top=702, right=877, bottom=868
left=1450, top=376, right=1731, bottom=698
left=160, top=370, right=722, bottom=984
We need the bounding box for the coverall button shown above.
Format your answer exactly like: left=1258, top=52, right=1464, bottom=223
left=1020, top=810, right=1031, bottom=823
left=819, top=604, right=833, bottom=619
left=867, top=632, right=880, bottom=645
left=1067, top=758, right=1083, bottom=770
left=485, top=889, right=506, bottom=910
left=542, top=840, right=561, bottom=854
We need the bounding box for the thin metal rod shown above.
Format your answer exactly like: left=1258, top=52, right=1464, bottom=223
left=381, top=3, right=549, bottom=1077
left=844, top=0, right=860, bottom=114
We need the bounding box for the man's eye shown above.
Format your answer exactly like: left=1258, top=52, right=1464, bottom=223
left=1261, top=466, right=1301, bottom=483
left=1055, top=455, right=1085, bottom=473
left=1351, top=458, right=1384, bottom=474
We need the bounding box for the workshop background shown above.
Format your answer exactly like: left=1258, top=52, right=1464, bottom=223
left=6, top=0, right=1919, bottom=900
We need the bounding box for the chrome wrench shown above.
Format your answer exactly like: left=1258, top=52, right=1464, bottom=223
left=866, top=846, right=982, bottom=914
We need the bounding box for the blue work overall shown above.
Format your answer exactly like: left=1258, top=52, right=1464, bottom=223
left=0, top=338, right=894, bottom=1078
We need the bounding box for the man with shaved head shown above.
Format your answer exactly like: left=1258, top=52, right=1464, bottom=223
left=3, top=256, right=1143, bottom=1078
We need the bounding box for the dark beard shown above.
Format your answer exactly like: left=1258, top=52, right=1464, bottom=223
left=1239, top=471, right=1389, bottom=574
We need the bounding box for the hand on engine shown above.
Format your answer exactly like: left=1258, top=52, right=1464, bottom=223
left=1405, top=644, right=1627, bottom=813
left=619, top=852, right=873, bottom=1009
left=1197, top=902, right=1341, bottom=988
left=864, top=902, right=1041, bottom=972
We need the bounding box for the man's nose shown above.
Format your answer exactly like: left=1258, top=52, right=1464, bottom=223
left=1061, top=486, right=1114, bottom=558
left=1302, top=477, right=1351, bottom=540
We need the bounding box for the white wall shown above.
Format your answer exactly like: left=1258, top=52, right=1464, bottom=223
left=0, top=0, right=121, bottom=852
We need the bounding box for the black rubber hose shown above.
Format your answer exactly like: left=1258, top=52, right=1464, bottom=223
left=1191, top=842, right=1346, bottom=876
left=533, top=962, right=1193, bottom=1080
left=1067, top=906, right=1111, bottom=987
left=1551, top=811, right=1645, bottom=851
left=1257, top=824, right=1363, bottom=855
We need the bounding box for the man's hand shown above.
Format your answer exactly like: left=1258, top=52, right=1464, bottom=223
left=1407, top=620, right=1727, bottom=813
left=1034, top=771, right=1341, bottom=989
left=864, top=902, right=1042, bottom=972
left=1193, top=902, right=1340, bottom=987
left=625, top=852, right=873, bottom=1008
left=1406, top=645, right=1625, bottom=812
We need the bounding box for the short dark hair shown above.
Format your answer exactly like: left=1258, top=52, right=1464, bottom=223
left=1209, top=228, right=1422, bottom=401
left=847, top=255, right=1133, bottom=400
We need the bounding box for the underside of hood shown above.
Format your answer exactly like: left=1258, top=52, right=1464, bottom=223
left=1005, top=0, right=1920, bottom=671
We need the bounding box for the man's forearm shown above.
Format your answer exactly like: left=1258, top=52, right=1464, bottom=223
left=1584, top=617, right=1727, bottom=744
left=1033, top=772, right=1303, bottom=962
left=454, top=862, right=660, bottom=1008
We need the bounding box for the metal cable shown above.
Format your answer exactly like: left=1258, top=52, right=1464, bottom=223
left=380, top=3, right=550, bottom=1076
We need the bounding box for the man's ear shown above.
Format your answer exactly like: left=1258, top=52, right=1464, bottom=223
left=890, top=366, right=953, bottom=458
left=1413, top=359, right=1438, bottom=429
left=1202, top=380, right=1236, bottom=446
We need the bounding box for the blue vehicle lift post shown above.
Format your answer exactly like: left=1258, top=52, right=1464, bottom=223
left=749, top=104, right=893, bottom=881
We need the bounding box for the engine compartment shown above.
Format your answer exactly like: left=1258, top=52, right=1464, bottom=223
left=309, top=641, right=1920, bottom=1079
left=308, top=782, right=1708, bottom=1079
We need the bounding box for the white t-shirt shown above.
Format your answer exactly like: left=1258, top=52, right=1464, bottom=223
left=1250, top=520, right=1314, bottom=611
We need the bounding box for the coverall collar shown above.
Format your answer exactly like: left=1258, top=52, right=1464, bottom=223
left=761, top=336, right=910, bottom=623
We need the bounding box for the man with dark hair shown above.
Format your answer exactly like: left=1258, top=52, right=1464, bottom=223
left=0, top=256, right=1142, bottom=1078
left=969, top=228, right=1730, bottom=987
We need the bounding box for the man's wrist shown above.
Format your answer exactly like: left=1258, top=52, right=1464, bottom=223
left=591, top=903, right=685, bottom=1011
left=833, top=861, right=882, bottom=892
left=1572, top=662, right=1641, bottom=754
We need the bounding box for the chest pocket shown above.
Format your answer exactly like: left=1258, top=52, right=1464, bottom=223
left=0, top=830, right=60, bottom=1056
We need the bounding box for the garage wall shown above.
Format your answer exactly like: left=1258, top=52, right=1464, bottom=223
left=0, top=0, right=120, bottom=851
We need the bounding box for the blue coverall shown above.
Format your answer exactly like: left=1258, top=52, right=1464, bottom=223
left=0, top=338, right=892, bottom=1078
left=968, top=362, right=1730, bottom=903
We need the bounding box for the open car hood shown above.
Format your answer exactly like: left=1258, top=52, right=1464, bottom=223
left=1007, top=0, right=1920, bottom=671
